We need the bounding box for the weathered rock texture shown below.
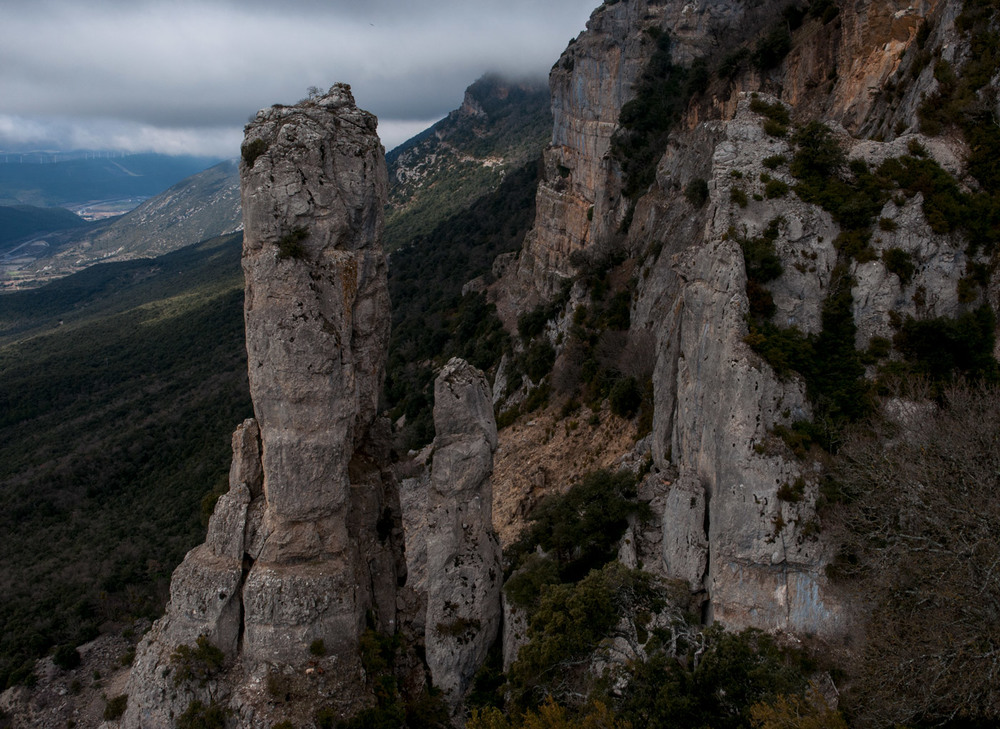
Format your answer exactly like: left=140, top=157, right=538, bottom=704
left=498, top=0, right=667, bottom=316
left=124, top=84, right=403, bottom=728
left=496, top=0, right=793, bottom=320
left=239, top=81, right=400, bottom=663
left=495, top=0, right=994, bottom=641
left=634, top=91, right=986, bottom=634
left=424, top=359, right=502, bottom=702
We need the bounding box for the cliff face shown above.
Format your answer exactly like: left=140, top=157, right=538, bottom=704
left=499, top=0, right=792, bottom=318
left=123, top=84, right=404, bottom=728
left=500, top=0, right=668, bottom=314
left=496, top=0, right=996, bottom=639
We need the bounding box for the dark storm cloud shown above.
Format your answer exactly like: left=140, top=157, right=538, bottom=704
left=0, top=0, right=597, bottom=155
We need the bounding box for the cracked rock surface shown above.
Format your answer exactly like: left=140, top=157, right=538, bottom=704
left=123, top=84, right=404, bottom=729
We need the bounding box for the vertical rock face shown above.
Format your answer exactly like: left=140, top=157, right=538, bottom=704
left=124, top=84, right=402, bottom=728
left=241, top=82, right=389, bottom=526
left=496, top=0, right=989, bottom=641
left=124, top=420, right=265, bottom=728
left=500, top=0, right=668, bottom=313
left=632, top=93, right=977, bottom=635
left=424, top=358, right=502, bottom=702
left=238, top=82, right=400, bottom=663
left=498, top=0, right=770, bottom=316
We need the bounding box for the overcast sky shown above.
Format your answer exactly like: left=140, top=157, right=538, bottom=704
left=0, top=0, right=598, bottom=157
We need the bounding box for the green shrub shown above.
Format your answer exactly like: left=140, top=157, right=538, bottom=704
left=504, top=554, right=561, bottom=610
left=764, top=178, right=789, bottom=199
left=834, top=229, right=873, bottom=260
left=177, top=700, right=228, bottom=729
left=776, top=476, right=806, bottom=502
left=53, top=644, right=81, bottom=671
left=171, top=636, right=225, bottom=687
left=517, top=301, right=561, bottom=341
left=506, top=469, right=650, bottom=591
left=685, top=178, right=710, bottom=207
left=495, top=406, right=520, bottom=429
left=866, top=335, right=892, bottom=360
left=740, top=218, right=784, bottom=283
left=763, top=154, right=787, bottom=169
left=509, top=563, right=664, bottom=707
left=103, top=694, right=128, bottom=721
left=276, top=227, right=309, bottom=260
left=749, top=96, right=791, bottom=125
left=893, top=305, right=999, bottom=384
left=882, top=247, right=914, bottom=285
left=609, top=376, right=643, bottom=418
left=241, top=138, right=268, bottom=167
left=790, top=122, right=844, bottom=179
left=957, top=275, right=980, bottom=303
left=730, top=187, right=749, bottom=207
left=523, top=340, right=556, bottom=382
left=752, top=27, right=792, bottom=71
left=309, top=638, right=326, bottom=657
left=762, top=119, right=788, bottom=137
left=718, top=48, right=750, bottom=79
left=613, top=626, right=810, bottom=729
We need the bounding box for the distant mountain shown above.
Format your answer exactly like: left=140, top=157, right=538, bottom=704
left=0, top=153, right=224, bottom=208
left=0, top=205, right=90, bottom=254
left=7, top=160, right=241, bottom=286
left=384, top=73, right=551, bottom=251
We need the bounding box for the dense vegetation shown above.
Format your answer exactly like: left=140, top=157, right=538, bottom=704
left=742, top=115, right=998, bottom=453
left=0, top=235, right=251, bottom=688
left=385, top=160, right=541, bottom=448
left=0, top=204, right=90, bottom=252
left=466, top=467, right=829, bottom=728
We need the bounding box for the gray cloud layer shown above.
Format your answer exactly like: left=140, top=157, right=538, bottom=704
left=0, top=0, right=596, bottom=155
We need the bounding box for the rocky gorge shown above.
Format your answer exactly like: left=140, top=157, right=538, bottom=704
left=2, top=0, right=997, bottom=725
left=133, top=0, right=999, bottom=721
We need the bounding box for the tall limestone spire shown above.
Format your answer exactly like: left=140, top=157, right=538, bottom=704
left=123, top=83, right=404, bottom=728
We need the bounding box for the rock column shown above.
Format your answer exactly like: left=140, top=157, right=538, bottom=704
left=238, top=82, right=400, bottom=662
left=424, top=358, right=503, bottom=702
left=123, top=84, right=403, bottom=728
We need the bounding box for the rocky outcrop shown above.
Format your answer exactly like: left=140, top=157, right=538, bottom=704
left=632, top=91, right=983, bottom=635
left=498, top=0, right=669, bottom=314
left=494, top=0, right=994, bottom=641
left=385, top=74, right=551, bottom=251
left=124, top=420, right=262, bottom=727
left=123, top=83, right=403, bottom=728
left=424, top=359, right=502, bottom=702
left=239, top=81, right=400, bottom=663
left=497, top=0, right=786, bottom=319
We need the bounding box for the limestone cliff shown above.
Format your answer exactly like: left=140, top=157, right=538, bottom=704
left=397, top=359, right=503, bottom=705
left=424, top=359, right=502, bottom=703
left=123, top=84, right=404, bottom=728
left=495, top=0, right=997, bottom=641
left=497, top=0, right=793, bottom=320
